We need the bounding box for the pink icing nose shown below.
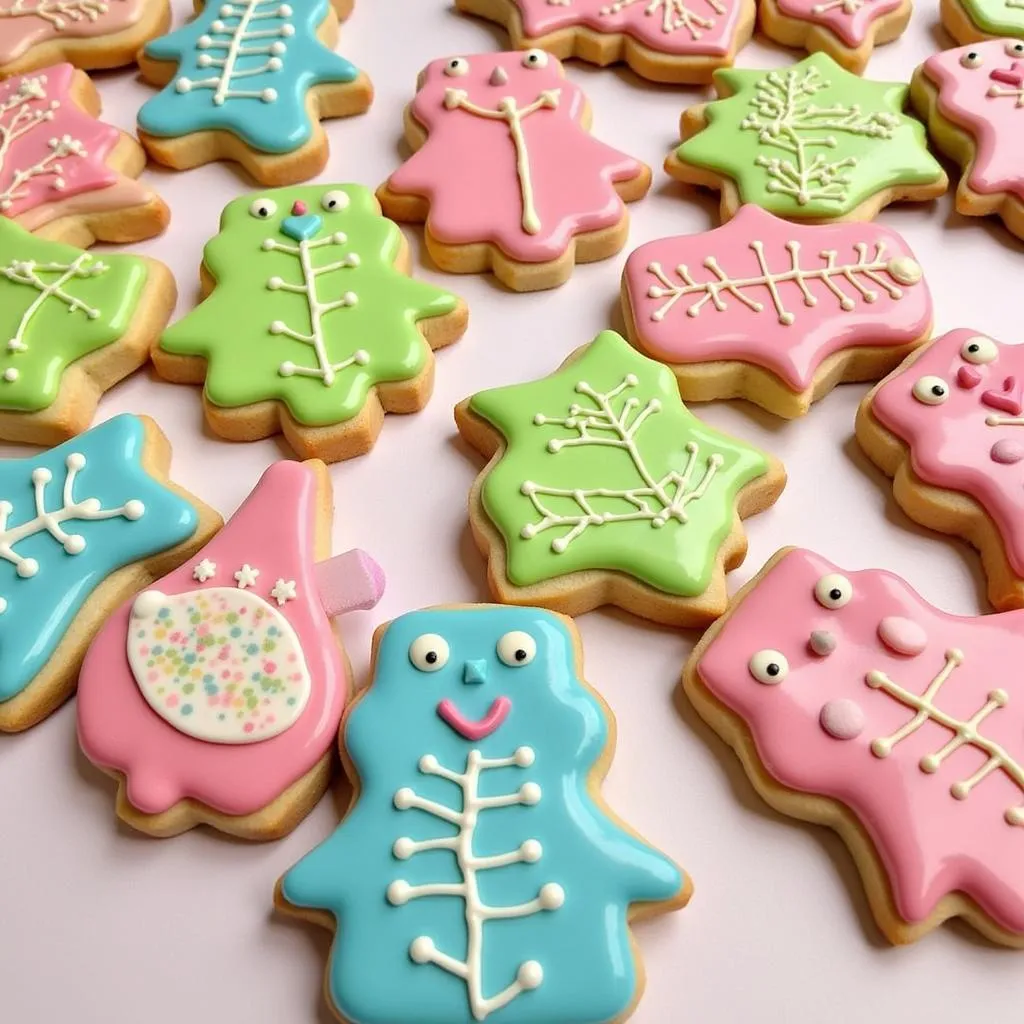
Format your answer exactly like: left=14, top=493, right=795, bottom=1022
left=878, top=616, right=927, bottom=656
left=957, top=365, right=982, bottom=390
left=992, top=439, right=1024, bottom=464
left=819, top=699, right=865, bottom=741
left=291, top=200, right=307, bottom=215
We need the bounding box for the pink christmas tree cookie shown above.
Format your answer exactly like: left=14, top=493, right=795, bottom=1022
left=0, top=63, right=168, bottom=246
left=912, top=38, right=1024, bottom=241
left=377, top=50, right=651, bottom=292
left=759, top=0, right=912, bottom=74
left=77, top=458, right=385, bottom=840
left=455, top=0, right=756, bottom=84
left=685, top=547, right=1024, bottom=947
left=858, top=328, right=1024, bottom=611
left=622, top=204, right=933, bottom=418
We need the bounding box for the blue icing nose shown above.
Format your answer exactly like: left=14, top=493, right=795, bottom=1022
left=463, top=659, right=488, bottom=684
left=281, top=213, right=322, bottom=241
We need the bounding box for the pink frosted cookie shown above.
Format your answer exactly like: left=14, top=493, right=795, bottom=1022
left=376, top=50, right=651, bottom=293
left=0, top=64, right=168, bottom=247
left=684, top=546, right=1024, bottom=947
left=454, top=0, right=756, bottom=84
left=77, top=458, right=385, bottom=840
left=759, top=0, right=912, bottom=75
left=621, top=204, right=932, bottom=418
left=857, top=328, right=1024, bottom=611
left=912, top=38, right=1024, bottom=241
left=0, top=0, right=169, bottom=76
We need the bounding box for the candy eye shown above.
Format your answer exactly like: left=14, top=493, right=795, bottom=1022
left=521, top=49, right=548, bottom=69
left=444, top=57, right=469, bottom=77
left=912, top=375, right=949, bottom=405
left=249, top=197, right=277, bottom=219
left=749, top=649, right=789, bottom=685
left=814, top=573, right=852, bottom=609
left=1007, top=41, right=1024, bottom=57
left=960, top=335, right=998, bottom=365
left=321, top=189, right=348, bottom=212
left=496, top=631, right=536, bottom=667
left=409, top=634, right=450, bottom=672
left=960, top=50, right=983, bottom=68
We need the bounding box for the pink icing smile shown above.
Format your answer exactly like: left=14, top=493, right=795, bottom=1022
left=437, top=696, right=512, bottom=740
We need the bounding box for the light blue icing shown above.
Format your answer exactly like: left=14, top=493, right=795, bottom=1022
left=0, top=415, right=200, bottom=703
left=281, top=606, right=683, bottom=1024
left=138, top=0, right=360, bottom=154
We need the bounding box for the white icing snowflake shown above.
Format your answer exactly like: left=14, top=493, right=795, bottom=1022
left=270, top=577, right=296, bottom=605
left=233, top=563, right=259, bottom=589
left=192, top=558, right=217, bottom=582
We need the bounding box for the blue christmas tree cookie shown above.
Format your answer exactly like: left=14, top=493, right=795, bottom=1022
left=136, top=0, right=372, bottom=184
left=277, top=604, right=689, bottom=1024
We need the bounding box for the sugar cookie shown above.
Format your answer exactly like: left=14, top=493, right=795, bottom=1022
left=940, top=0, right=1024, bottom=44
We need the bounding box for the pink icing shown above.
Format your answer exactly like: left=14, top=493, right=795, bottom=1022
left=387, top=51, right=645, bottom=264
left=436, top=695, right=512, bottom=740
left=0, top=0, right=144, bottom=65
left=513, top=0, right=746, bottom=57
left=878, top=615, right=927, bottom=656
left=924, top=39, right=1024, bottom=201
left=77, top=461, right=360, bottom=819
left=623, top=205, right=932, bottom=391
left=871, top=328, right=1024, bottom=577
left=774, top=0, right=903, bottom=48
left=696, top=547, right=1024, bottom=936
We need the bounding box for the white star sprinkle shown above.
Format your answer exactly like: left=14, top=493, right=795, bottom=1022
left=234, top=564, right=260, bottom=589
left=192, top=559, right=217, bottom=582
left=270, top=578, right=297, bottom=605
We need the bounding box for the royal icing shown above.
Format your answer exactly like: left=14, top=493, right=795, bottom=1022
left=158, top=185, right=461, bottom=430
left=953, top=0, right=1024, bottom=38
left=0, top=0, right=144, bottom=66
left=0, top=414, right=201, bottom=706
left=280, top=605, right=684, bottom=1023
left=77, top=460, right=385, bottom=818
left=671, top=52, right=944, bottom=219
left=692, top=547, right=1024, bottom=937
left=384, top=51, right=647, bottom=264
left=773, top=0, right=904, bottom=48
left=137, top=0, right=362, bottom=155
left=464, top=330, right=775, bottom=597
left=623, top=204, right=931, bottom=393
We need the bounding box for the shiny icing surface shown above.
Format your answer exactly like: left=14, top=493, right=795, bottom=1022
left=0, top=0, right=144, bottom=65
left=775, top=0, right=904, bottom=47
left=957, top=0, right=1024, bottom=36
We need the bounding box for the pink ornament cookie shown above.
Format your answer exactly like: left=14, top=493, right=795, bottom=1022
left=684, top=546, right=1024, bottom=947
left=77, top=458, right=385, bottom=840
left=621, top=204, right=933, bottom=418
left=376, top=50, right=651, bottom=292
left=858, top=328, right=1024, bottom=611
left=912, top=38, right=1024, bottom=242
left=0, top=64, right=168, bottom=247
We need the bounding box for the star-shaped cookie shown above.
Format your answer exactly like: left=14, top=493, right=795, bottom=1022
left=941, top=0, right=1024, bottom=45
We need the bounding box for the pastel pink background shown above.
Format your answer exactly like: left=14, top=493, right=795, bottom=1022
left=3, top=4, right=1024, bottom=1023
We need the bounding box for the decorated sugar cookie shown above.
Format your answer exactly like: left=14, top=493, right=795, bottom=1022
left=758, top=0, right=912, bottom=74
left=622, top=205, right=933, bottom=418
left=455, top=331, right=785, bottom=626
left=0, top=414, right=219, bottom=732
left=941, top=0, right=1024, bottom=44
left=154, top=184, right=467, bottom=463
left=0, top=64, right=169, bottom=247
left=277, top=605, right=689, bottom=1023
left=911, top=39, right=1024, bottom=242
left=0, top=218, right=176, bottom=444
left=857, top=328, right=1024, bottom=611
left=77, top=459, right=385, bottom=839
left=0, top=0, right=169, bottom=76
left=377, top=51, right=651, bottom=293
left=665, top=52, right=947, bottom=224
left=136, top=0, right=372, bottom=185
left=455, top=0, right=756, bottom=84
left=685, top=547, right=1024, bottom=947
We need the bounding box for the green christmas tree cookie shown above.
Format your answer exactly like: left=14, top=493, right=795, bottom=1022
left=154, top=184, right=468, bottom=463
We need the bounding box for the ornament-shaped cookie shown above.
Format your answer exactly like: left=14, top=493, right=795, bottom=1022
left=621, top=205, right=933, bottom=418
left=455, top=330, right=785, bottom=626
left=0, top=414, right=219, bottom=732
left=77, top=459, right=385, bottom=840
left=685, top=547, right=1024, bottom=948
left=0, top=64, right=169, bottom=247
left=277, top=604, right=689, bottom=1023
left=154, top=184, right=467, bottom=463
left=665, top=52, right=947, bottom=224
left=940, top=0, right=1024, bottom=45
left=136, top=0, right=372, bottom=185
left=377, top=50, right=651, bottom=292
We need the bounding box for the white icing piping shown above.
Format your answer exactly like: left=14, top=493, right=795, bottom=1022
left=0, top=0, right=113, bottom=29
left=811, top=0, right=878, bottom=14
left=546, top=0, right=726, bottom=39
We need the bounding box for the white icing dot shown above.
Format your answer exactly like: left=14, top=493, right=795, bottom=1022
left=63, top=535, right=85, bottom=555
left=280, top=22, right=295, bottom=35
left=261, top=239, right=275, bottom=251
left=519, top=782, right=542, bottom=805
left=2, top=368, right=18, bottom=383
left=270, top=320, right=286, bottom=334
left=261, top=88, right=278, bottom=102
left=551, top=537, right=567, bottom=554
left=267, top=57, right=282, bottom=71
left=386, top=880, right=411, bottom=905
left=131, top=589, right=167, bottom=620
left=278, top=2, right=292, bottom=13
left=219, top=3, right=232, bottom=14
left=514, top=745, right=535, bottom=766
left=539, top=883, right=565, bottom=909
left=66, top=452, right=86, bottom=471
left=213, top=96, right=226, bottom=106
left=332, top=231, right=348, bottom=244
left=346, top=253, right=361, bottom=267
left=392, top=837, right=414, bottom=860
left=353, top=350, right=370, bottom=366
left=210, top=19, right=225, bottom=30
left=0, top=501, right=10, bottom=516
left=197, top=54, right=213, bottom=67
left=1006, top=808, right=1024, bottom=827
left=520, top=839, right=542, bottom=862
left=270, top=40, right=286, bottom=54
left=394, top=787, right=414, bottom=810
left=0, top=597, right=7, bottom=615
left=409, top=937, right=435, bottom=964
left=342, top=291, right=358, bottom=306
left=517, top=962, right=543, bottom=990
left=267, top=276, right=283, bottom=290
left=279, top=361, right=296, bottom=377
left=175, top=77, right=193, bottom=93
left=17, top=557, right=38, bottom=579
left=419, top=754, right=439, bottom=772
left=32, top=467, right=51, bottom=485
left=197, top=34, right=212, bottom=47
left=124, top=500, right=145, bottom=520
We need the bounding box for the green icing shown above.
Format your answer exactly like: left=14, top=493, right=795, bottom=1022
left=159, top=184, right=460, bottom=428
left=468, top=331, right=772, bottom=597
left=961, top=0, right=1024, bottom=34
left=0, top=220, right=148, bottom=413
left=673, top=53, right=944, bottom=219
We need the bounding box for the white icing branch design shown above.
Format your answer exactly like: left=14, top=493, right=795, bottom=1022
left=521, top=374, right=722, bottom=553
left=645, top=239, right=921, bottom=325
left=810, top=0, right=878, bottom=14
left=261, top=232, right=368, bottom=386
left=741, top=65, right=897, bottom=206
left=0, top=452, right=144, bottom=613
left=0, top=0, right=112, bottom=28
left=866, top=649, right=1024, bottom=827
left=389, top=747, right=562, bottom=1021
left=597, top=0, right=725, bottom=37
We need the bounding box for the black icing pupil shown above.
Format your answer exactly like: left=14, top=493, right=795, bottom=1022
left=932, top=384, right=945, bottom=396
left=969, top=345, right=979, bottom=353
left=515, top=649, right=527, bottom=661
left=829, top=588, right=842, bottom=601
left=259, top=207, right=268, bottom=216
left=766, top=663, right=780, bottom=677
left=425, top=650, right=438, bottom=664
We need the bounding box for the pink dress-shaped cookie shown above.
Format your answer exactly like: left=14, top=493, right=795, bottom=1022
left=688, top=547, right=1024, bottom=947
left=378, top=50, right=650, bottom=291
left=77, top=459, right=385, bottom=840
